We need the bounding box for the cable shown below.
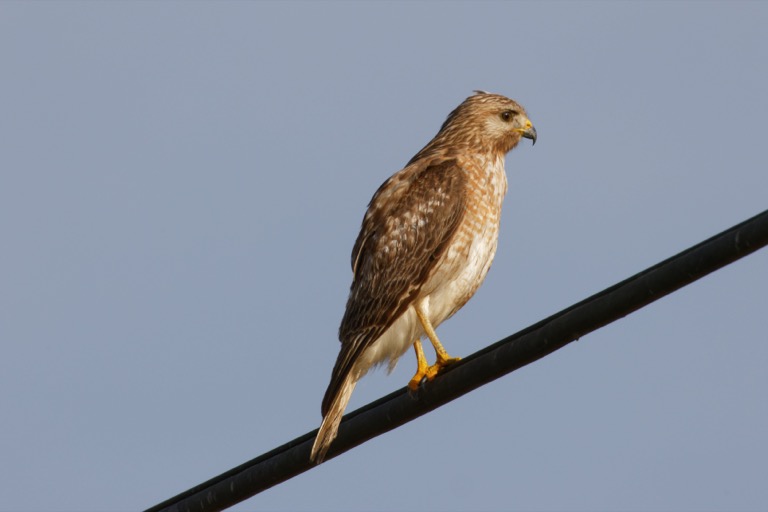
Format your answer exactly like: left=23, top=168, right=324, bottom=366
left=146, top=208, right=768, bottom=512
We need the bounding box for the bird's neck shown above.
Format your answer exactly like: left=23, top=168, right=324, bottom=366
left=408, top=138, right=506, bottom=168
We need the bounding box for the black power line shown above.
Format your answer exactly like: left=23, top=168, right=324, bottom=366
left=146, top=208, right=768, bottom=512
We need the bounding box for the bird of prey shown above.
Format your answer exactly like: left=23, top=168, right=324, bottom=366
left=310, top=91, right=536, bottom=463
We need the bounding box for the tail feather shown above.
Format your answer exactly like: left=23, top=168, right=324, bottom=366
left=310, top=373, right=357, bottom=463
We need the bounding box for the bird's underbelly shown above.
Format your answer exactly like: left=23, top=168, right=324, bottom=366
left=424, top=223, right=499, bottom=324
left=355, top=220, right=500, bottom=376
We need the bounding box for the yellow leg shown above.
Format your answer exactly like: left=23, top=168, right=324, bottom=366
left=414, top=304, right=461, bottom=378
left=407, top=339, right=429, bottom=390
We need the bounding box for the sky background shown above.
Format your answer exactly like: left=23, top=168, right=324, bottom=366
left=1, top=2, right=767, bottom=511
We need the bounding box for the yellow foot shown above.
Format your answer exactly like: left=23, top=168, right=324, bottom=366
left=408, top=355, right=461, bottom=390
left=427, top=355, right=461, bottom=379
left=408, top=369, right=427, bottom=391
left=408, top=339, right=429, bottom=390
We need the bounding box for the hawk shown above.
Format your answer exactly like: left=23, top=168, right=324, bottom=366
left=311, top=92, right=536, bottom=463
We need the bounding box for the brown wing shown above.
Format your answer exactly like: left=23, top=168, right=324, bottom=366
left=321, top=158, right=467, bottom=415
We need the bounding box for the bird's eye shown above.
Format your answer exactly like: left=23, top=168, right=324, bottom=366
left=500, top=110, right=517, bottom=122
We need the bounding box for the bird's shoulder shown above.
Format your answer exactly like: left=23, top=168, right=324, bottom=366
left=351, top=156, right=468, bottom=276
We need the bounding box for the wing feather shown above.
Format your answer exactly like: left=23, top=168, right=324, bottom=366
left=321, top=158, right=466, bottom=415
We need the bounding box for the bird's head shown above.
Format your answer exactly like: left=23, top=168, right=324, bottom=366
left=437, top=91, right=537, bottom=155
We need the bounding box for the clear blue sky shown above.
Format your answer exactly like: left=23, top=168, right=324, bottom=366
left=1, top=2, right=767, bottom=511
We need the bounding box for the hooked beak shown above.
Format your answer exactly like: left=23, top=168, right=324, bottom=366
left=517, top=118, right=537, bottom=145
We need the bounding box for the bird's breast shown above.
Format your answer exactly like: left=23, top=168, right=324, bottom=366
left=422, top=156, right=507, bottom=324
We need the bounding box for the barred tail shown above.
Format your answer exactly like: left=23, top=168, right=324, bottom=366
left=310, top=373, right=357, bottom=463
